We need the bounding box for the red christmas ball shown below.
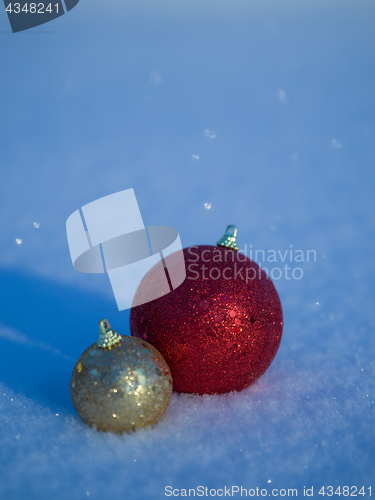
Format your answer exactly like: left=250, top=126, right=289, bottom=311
left=130, top=235, right=283, bottom=395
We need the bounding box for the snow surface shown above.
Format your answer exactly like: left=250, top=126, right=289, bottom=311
left=0, top=1, right=374, bottom=499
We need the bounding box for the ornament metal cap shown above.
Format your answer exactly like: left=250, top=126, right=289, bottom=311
left=97, top=318, right=122, bottom=349
left=216, top=225, right=239, bottom=250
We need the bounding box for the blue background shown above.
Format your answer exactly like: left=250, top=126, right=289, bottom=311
left=0, top=1, right=374, bottom=499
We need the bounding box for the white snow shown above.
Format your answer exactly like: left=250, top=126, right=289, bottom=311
left=0, top=1, right=374, bottom=498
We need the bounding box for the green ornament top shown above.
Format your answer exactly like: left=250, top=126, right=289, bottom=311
left=97, top=319, right=122, bottom=349
left=217, top=225, right=239, bottom=250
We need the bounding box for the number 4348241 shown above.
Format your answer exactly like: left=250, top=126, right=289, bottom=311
left=319, top=487, right=371, bottom=497
left=6, top=3, right=60, bottom=14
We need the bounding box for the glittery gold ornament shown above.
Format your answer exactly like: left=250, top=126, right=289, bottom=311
left=70, top=319, right=172, bottom=433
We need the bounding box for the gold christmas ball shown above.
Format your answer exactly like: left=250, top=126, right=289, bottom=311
left=70, top=319, right=172, bottom=433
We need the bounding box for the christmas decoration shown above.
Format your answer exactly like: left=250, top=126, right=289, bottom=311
left=70, top=319, right=172, bottom=432
left=130, top=226, right=283, bottom=395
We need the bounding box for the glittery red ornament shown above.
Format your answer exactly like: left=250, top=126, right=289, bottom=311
left=130, top=228, right=283, bottom=395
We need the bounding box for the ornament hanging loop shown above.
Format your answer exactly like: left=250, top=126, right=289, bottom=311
left=217, top=225, right=239, bottom=250
left=97, top=318, right=122, bottom=349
